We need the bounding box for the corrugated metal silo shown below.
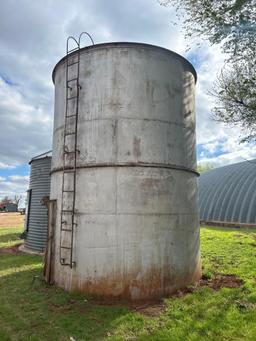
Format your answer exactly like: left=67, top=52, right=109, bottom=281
left=48, top=41, right=201, bottom=300
left=25, top=151, right=52, bottom=253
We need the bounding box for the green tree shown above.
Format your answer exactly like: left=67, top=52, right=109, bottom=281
left=197, top=163, right=215, bottom=173
left=160, top=0, right=256, bottom=140
left=211, top=60, right=256, bottom=141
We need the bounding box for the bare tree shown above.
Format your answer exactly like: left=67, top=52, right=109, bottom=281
left=13, top=195, right=22, bottom=207
left=0, top=196, right=12, bottom=204
left=160, top=0, right=256, bottom=141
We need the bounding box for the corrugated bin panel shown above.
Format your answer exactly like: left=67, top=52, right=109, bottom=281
left=25, top=152, right=51, bottom=252
left=199, top=160, right=256, bottom=225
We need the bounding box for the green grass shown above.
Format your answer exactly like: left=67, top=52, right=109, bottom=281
left=0, top=227, right=23, bottom=248
left=0, top=226, right=256, bottom=340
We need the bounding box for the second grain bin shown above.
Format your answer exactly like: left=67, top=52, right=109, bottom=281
left=24, top=151, right=51, bottom=253
left=49, top=42, right=200, bottom=300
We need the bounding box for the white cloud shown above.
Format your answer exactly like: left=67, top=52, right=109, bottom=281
left=0, top=78, right=53, bottom=166
left=0, top=0, right=254, bottom=175
left=0, top=162, right=16, bottom=170
left=0, top=174, right=29, bottom=206
left=191, top=42, right=256, bottom=167
left=8, top=175, right=29, bottom=182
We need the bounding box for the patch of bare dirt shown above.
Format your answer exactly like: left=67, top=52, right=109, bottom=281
left=169, top=274, right=244, bottom=298
left=87, top=296, right=166, bottom=317
left=83, top=274, right=243, bottom=316
left=0, top=243, right=22, bottom=254
left=0, top=212, right=24, bottom=227
left=235, top=300, right=256, bottom=310
left=234, top=234, right=245, bottom=238
left=200, top=274, right=243, bottom=289
left=49, top=298, right=80, bottom=314
left=48, top=274, right=244, bottom=318
left=129, top=302, right=166, bottom=317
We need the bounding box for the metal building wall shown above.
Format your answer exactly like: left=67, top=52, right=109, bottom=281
left=25, top=154, right=51, bottom=252
left=50, top=42, right=201, bottom=300
left=199, top=160, right=256, bottom=225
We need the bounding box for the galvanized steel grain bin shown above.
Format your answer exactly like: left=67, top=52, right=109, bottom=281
left=25, top=151, right=51, bottom=252
left=49, top=42, right=201, bottom=299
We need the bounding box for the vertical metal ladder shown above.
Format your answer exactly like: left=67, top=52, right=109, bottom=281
left=59, top=32, right=94, bottom=268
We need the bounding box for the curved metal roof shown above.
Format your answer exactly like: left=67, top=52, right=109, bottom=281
left=199, top=160, right=256, bottom=224
left=29, top=150, right=52, bottom=164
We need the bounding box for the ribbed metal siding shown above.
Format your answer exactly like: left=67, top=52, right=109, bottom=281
left=199, top=160, right=256, bottom=224
left=25, top=157, right=51, bottom=252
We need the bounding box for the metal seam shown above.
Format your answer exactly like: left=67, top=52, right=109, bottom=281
left=51, top=163, right=199, bottom=176
left=53, top=117, right=195, bottom=135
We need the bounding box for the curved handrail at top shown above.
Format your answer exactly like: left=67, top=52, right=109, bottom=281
left=66, top=36, right=79, bottom=54
left=78, top=32, right=94, bottom=46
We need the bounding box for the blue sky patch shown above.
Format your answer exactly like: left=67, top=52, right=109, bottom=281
left=0, top=163, right=29, bottom=179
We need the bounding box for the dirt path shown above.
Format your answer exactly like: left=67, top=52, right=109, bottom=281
left=0, top=212, right=24, bottom=227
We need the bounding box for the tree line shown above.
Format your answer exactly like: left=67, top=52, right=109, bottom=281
left=161, top=0, right=256, bottom=142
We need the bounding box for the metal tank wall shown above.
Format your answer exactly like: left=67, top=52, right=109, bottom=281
left=199, top=160, right=256, bottom=225
left=50, top=42, right=201, bottom=300
left=25, top=153, right=51, bottom=252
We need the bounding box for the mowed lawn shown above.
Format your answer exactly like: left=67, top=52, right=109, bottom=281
left=0, top=214, right=256, bottom=340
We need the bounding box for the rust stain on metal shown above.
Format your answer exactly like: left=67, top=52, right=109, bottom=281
left=84, top=70, right=92, bottom=77
left=55, top=261, right=201, bottom=301
left=133, top=136, right=141, bottom=159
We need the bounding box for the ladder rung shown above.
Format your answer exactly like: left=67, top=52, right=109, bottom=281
left=60, top=262, right=70, bottom=266
left=60, top=246, right=72, bottom=250
left=60, top=260, right=76, bottom=267
left=67, top=95, right=77, bottom=100
left=63, top=169, right=75, bottom=173
left=63, top=190, right=75, bottom=193
left=67, top=78, right=78, bottom=83
left=64, top=150, right=76, bottom=154
left=64, top=131, right=76, bottom=136
left=64, top=149, right=79, bottom=154
left=67, top=61, right=79, bottom=66
left=61, top=228, right=72, bottom=232
left=61, top=209, right=73, bottom=213
left=66, top=114, right=77, bottom=118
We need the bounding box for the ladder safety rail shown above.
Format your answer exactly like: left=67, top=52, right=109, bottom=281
left=59, top=32, right=94, bottom=268
left=79, top=32, right=95, bottom=46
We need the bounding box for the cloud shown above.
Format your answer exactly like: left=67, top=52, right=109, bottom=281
left=0, top=0, right=255, bottom=204
left=190, top=42, right=256, bottom=167
left=0, top=174, right=29, bottom=206
left=0, top=77, right=52, bottom=167
left=8, top=175, right=29, bottom=182
left=0, top=0, right=182, bottom=169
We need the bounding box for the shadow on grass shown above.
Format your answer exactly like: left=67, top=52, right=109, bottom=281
left=0, top=252, right=132, bottom=340
left=0, top=232, right=23, bottom=243
left=201, top=225, right=256, bottom=234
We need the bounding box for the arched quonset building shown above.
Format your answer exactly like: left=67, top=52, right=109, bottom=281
left=199, top=160, right=256, bottom=226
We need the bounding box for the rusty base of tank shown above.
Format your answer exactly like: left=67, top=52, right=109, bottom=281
left=53, top=262, right=202, bottom=301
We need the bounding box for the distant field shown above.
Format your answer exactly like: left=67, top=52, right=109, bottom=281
left=0, top=224, right=256, bottom=340
left=0, top=212, right=24, bottom=228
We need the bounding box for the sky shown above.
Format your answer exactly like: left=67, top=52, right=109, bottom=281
left=0, top=0, right=255, bottom=205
